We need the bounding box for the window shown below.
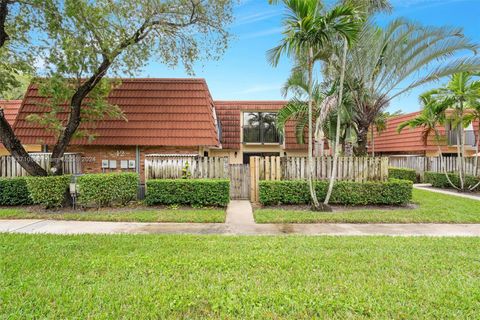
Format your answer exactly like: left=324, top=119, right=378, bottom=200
left=446, top=121, right=476, bottom=146
left=242, top=112, right=281, bottom=143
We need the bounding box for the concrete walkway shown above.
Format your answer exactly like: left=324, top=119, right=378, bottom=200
left=414, top=184, right=480, bottom=201
left=2, top=218, right=480, bottom=236
left=2, top=198, right=480, bottom=236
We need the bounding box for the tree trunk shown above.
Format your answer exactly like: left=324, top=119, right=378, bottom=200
left=355, top=124, right=369, bottom=156
left=0, top=110, right=48, bottom=175
left=0, top=1, right=47, bottom=176
left=49, top=59, right=111, bottom=174
left=371, top=126, right=375, bottom=157
left=307, top=47, right=320, bottom=210
left=324, top=40, right=348, bottom=206
left=474, top=120, right=480, bottom=176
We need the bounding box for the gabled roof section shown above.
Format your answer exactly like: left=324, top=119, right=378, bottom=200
left=214, top=100, right=306, bottom=150
left=0, top=100, right=22, bottom=125
left=13, top=78, right=220, bottom=147
left=372, top=111, right=448, bottom=153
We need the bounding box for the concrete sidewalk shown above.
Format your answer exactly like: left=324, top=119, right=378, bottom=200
left=414, top=184, right=480, bottom=201
left=2, top=218, right=480, bottom=236
left=2, top=199, right=480, bottom=237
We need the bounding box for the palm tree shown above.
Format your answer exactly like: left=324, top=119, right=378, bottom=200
left=370, top=110, right=402, bottom=156
left=397, top=91, right=463, bottom=190
left=345, top=19, right=480, bottom=155
left=427, top=72, right=480, bottom=190
left=268, top=0, right=358, bottom=210
left=276, top=67, right=338, bottom=156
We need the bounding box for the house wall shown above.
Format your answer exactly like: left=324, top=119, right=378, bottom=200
left=0, top=144, right=42, bottom=156
left=64, top=145, right=200, bottom=181
left=210, top=144, right=308, bottom=164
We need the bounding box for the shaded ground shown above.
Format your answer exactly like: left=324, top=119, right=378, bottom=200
left=0, top=207, right=226, bottom=223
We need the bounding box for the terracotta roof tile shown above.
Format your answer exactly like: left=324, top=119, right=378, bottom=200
left=0, top=100, right=22, bottom=125
left=14, top=79, right=220, bottom=147
left=371, top=111, right=479, bottom=153
left=214, top=101, right=306, bottom=150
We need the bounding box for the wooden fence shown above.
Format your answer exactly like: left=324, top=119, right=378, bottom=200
left=389, top=156, right=480, bottom=178
left=250, top=156, right=389, bottom=203
left=0, top=153, right=82, bottom=177
left=145, top=156, right=229, bottom=180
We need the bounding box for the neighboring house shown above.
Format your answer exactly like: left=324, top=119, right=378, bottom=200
left=12, top=78, right=308, bottom=177
left=211, top=101, right=307, bottom=164
left=371, top=111, right=479, bottom=157
left=0, top=100, right=41, bottom=156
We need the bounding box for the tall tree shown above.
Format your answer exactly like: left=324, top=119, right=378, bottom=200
left=0, top=0, right=233, bottom=175
left=345, top=19, right=480, bottom=155
left=427, top=72, right=480, bottom=190
left=0, top=0, right=52, bottom=175
left=268, top=0, right=358, bottom=210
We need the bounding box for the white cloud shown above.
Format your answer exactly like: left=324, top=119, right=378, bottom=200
left=240, top=27, right=283, bottom=39
left=234, top=10, right=281, bottom=26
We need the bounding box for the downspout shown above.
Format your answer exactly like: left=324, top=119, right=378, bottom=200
left=135, top=145, right=142, bottom=199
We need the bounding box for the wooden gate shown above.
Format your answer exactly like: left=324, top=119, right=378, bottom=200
left=229, top=164, right=250, bottom=199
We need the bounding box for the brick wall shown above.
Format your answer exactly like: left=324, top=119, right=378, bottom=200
left=64, top=145, right=199, bottom=180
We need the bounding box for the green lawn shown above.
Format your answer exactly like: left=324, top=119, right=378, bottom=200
left=255, top=188, right=480, bottom=223
left=0, top=207, right=225, bottom=223
left=1, top=234, right=479, bottom=318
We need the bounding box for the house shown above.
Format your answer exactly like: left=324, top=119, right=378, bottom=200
left=12, top=78, right=308, bottom=176
left=371, top=111, right=479, bottom=157
left=0, top=100, right=41, bottom=156
left=211, top=101, right=307, bottom=164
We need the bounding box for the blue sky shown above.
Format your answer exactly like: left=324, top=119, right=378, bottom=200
left=142, top=0, right=480, bottom=113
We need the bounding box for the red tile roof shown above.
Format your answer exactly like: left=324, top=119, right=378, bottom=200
left=14, top=79, right=220, bottom=147
left=214, top=101, right=307, bottom=150
left=0, top=100, right=22, bottom=125
left=372, top=111, right=456, bottom=154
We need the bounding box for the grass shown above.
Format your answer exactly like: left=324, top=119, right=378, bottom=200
left=255, top=188, right=480, bottom=224
left=0, top=207, right=225, bottom=223
left=1, top=234, right=479, bottom=318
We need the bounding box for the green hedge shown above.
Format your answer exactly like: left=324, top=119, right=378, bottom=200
left=0, top=177, right=32, bottom=206
left=25, top=175, right=71, bottom=208
left=388, top=167, right=417, bottom=183
left=424, top=172, right=480, bottom=191
left=145, top=179, right=230, bottom=207
left=77, top=173, right=139, bottom=207
left=259, top=179, right=413, bottom=206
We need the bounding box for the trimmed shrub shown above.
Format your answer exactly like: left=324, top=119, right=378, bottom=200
left=389, top=167, right=417, bottom=183
left=26, top=175, right=71, bottom=208
left=145, top=179, right=230, bottom=207
left=259, top=179, right=413, bottom=206
left=424, top=172, right=480, bottom=191
left=77, top=173, right=139, bottom=207
left=0, top=177, right=32, bottom=206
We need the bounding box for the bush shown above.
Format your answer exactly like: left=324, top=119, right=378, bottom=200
left=25, top=175, right=71, bottom=208
left=0, top=177, right=32, bottom=206
left=145, top=179, right=230, bottom=207
left=77, top=173, right=139, bottom=207
left=424, top=172, right=480, bottom=191
left=389, top=167, right=417, bottom=183
left=259, top=179, right=413, bottom=206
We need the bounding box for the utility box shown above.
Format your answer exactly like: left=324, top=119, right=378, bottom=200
left=120, top=160, right=128, bottom=169
left=101, top=160, right=109, bottom=169
left=128, top=160, right=136, bottom=169
left=109, top=160, right=117, bottom=169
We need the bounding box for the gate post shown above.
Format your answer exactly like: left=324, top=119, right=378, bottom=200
left=250, top=156, right=260, bottom=203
